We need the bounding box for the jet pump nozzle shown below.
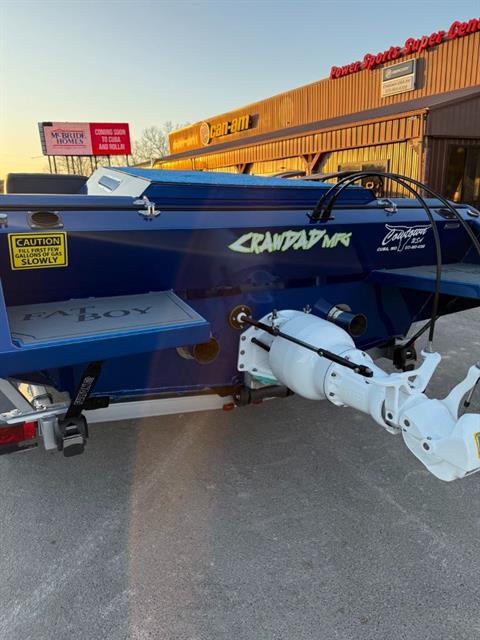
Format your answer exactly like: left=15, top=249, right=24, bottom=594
left=313, top=299, right=367, bottom=337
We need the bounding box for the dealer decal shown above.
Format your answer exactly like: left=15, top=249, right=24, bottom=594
left=376, top=224, right=430, bottom=253
left=228, top=229, right=352, bottom=254
left=8, top=232, right=68, bottom=270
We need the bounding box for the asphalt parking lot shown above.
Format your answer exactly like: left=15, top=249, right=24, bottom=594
left=1, top=309, right=480, bottom=640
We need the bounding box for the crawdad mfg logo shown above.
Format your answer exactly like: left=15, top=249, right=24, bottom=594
left=228, top=229, right=352, bottom=254
left=377, top=224, right=430, bottom=253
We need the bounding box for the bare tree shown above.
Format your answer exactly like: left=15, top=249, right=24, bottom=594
left=131, top=122, right=187, bottom=165
left=48, top=156, right=96, bottom=176
left=43, top=156, right=104, bottom=176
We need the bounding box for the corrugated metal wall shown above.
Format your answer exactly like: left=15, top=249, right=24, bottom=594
left=249, top=157, right=306, bottom=175
left=427, top=95, right=480, bottom=137
left=321, top=141, right=419, bottom=196
left=168, top=30, right=480, bottom=154
left=160, top=112, right=424, bottom=173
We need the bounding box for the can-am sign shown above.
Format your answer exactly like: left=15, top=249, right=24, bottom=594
left=39, top=122, right=131, bottom=156
left=200, top=115, right=251, bottom=146
left=330, top=17, right=480, bottom=79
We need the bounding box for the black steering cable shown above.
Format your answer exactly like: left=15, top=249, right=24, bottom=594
left=309, top=171, right=446, bottom=345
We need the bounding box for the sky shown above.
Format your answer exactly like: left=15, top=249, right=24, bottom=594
left=0, top=0, right=479, bottom=177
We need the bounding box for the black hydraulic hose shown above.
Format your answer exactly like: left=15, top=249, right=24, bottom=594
left=312, top=171, right=480, bottom=344
left=312, top=170, right=480, bottom=258
left=389, top=173, right=480, bottom=259
left=403, top=297, right=459, bottom=350
left=309, top=171, right=443, bottom=344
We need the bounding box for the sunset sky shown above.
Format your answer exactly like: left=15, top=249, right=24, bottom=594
left=0, top=0, right=477, bottom=178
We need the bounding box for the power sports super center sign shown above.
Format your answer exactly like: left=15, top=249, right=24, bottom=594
left=330, top=17, right=480, bottom=79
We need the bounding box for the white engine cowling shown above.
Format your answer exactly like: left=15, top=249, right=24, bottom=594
left=238, top=310, right=480, bottom=482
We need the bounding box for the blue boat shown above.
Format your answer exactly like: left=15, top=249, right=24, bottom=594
left=1, top=167, right=480, bottom=481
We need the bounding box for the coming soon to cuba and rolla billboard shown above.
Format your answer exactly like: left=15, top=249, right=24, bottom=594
left=39, top=122, right=131, bottom=156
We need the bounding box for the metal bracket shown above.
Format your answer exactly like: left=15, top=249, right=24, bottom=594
left=377, top=198, right=398, bottom=214
left=135, top=196, right=159, bottom=219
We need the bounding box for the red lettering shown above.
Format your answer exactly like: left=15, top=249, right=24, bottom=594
left=448, top=21, right=461, bottom=39
left=448, top=19, right=480, bottom=39
left=389, top=46, right=401, bottom=60
left=363, top=53, right=375, bottom=70
left=330, top=18, right=479, bottom=81
left=331, top=59, right=363, bottom=79
left=404, top=37, right=415, bottom=54
left=466, top=18, right=479, bottom=33
left=418, top=35, right=429, bottom=52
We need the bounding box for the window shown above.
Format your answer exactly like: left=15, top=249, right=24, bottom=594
left=445, top=146, right=480, bottom=208
left=338, top=161, right=389, bottom=197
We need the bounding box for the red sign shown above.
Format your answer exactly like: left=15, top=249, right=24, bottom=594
left=89, top=123, right=131, bottom=155
left=39, top=122, right=131, bottom=156
left=330, top=17, right=480, bottom=79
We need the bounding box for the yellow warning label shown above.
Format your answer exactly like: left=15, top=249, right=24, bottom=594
left=8, top=232, right=68, bottom=270
left=475, top=432, right=480, bottom=459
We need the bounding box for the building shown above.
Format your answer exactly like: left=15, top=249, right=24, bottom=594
left=155, top=16, right=480, bottom=207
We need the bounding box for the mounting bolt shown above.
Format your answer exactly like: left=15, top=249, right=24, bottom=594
left=387, top=412, right=393, bottom=420
left=240, top=350, right=245, bottom=355
left=403, top=419, right=410, bottom=427
left=241, top=336, right=246, bottom=342
left=239, top=364, right=244, bottom=369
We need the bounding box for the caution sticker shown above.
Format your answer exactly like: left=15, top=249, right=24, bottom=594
left=8, top=232, right=68, bottom=270
left=475, top=432, right=480, bottom=459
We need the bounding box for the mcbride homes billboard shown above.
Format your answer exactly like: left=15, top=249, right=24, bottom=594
left=39, top=122, right=131, bottom=156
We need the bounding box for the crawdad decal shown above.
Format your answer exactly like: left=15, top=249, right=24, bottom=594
left=228, top=229, right=352, bottom=254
